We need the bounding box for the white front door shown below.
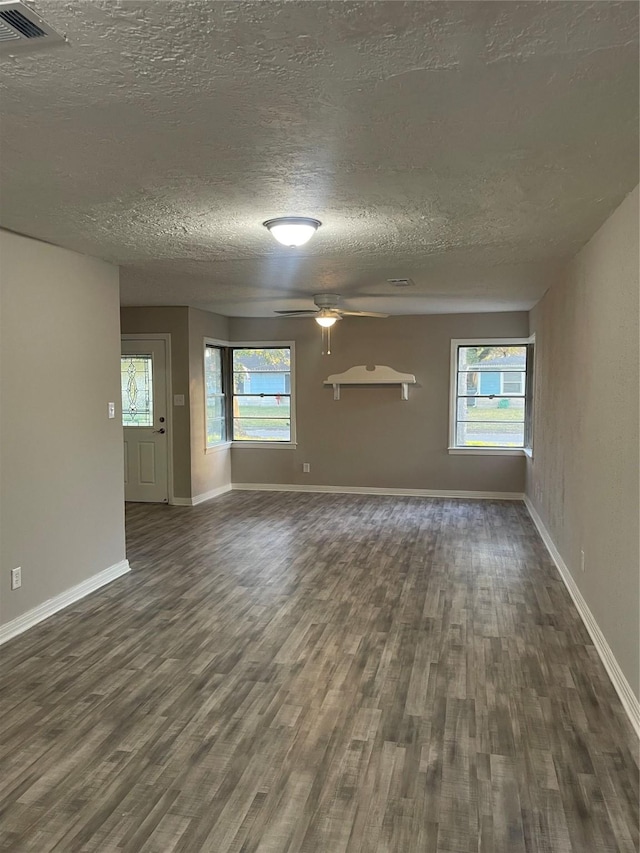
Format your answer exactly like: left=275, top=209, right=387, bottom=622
left=121, top=339, right=169, bottom=503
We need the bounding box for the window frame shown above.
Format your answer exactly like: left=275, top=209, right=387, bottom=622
left=448, top=336, right=534, bottom=456
left=202, top=339, right=297, bottom=450
left=230, top=341, right=296, bottom=448
left=204, top=340, right=229, bottom=451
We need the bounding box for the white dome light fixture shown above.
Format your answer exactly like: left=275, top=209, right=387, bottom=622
left=315, top=315, right=337, bottom=328
left=264, top=216, right=321, bottom=247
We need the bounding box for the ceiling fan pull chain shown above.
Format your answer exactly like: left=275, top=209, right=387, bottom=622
left=321, top=325, right=332, bottom=356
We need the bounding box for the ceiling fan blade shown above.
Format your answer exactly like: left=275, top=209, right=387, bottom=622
left=274, top=310, right=319, bottom=316
left=339, top=310, right=389, bottom=318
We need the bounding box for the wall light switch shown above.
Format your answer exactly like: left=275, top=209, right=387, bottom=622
left=174, top=394, right=185, bottom=406
left=108, top=402, right=116, bottom=419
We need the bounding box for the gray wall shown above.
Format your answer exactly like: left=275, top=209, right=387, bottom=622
left=120, top=306, right=192, bottom=499
left=0, top=230, right=126, bottom=625
left=188, top=308, right=231, bottom=498
left=229, top=312, right=529, bottom=492
left=527, top=186, right=639, bottom=699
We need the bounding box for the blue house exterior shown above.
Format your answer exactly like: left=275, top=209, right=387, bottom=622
left=246, top=372, right=289, bottom=395
left=475, top=353, right=526, bottom=396
left=478, top=371, right=502, bottom=395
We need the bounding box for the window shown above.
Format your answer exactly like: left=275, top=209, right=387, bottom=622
left=450, top=339, right=533, bottom=452
left=204, top=344, right=226, bottom=446
left=121, top=355, right=153, bottom=426
left=232, top=347, right=292, bottom=442
left=502, top=371, right=524, bottom=395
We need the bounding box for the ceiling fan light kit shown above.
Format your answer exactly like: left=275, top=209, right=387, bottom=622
left=263, top=217, right=321, bottom=247
left=275, top=293, right=389, bottom=355
left=315, top=315, right=337, bottom=328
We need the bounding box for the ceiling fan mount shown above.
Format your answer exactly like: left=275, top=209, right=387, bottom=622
left=313, top=293, right=341, bottom=310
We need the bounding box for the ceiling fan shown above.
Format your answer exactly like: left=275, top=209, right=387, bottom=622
left=275, top=293, right=388, bottom=355
left=275, top=293, right=388, bottom=327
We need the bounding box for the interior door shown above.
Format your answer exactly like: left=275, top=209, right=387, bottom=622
left=121, top=338, right=169, bottom=503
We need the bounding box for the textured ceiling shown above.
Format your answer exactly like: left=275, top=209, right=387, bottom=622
left=0, top=1, right=638, bottom=316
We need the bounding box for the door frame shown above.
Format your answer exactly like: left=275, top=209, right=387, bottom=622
left=121, top=333, right=175, bottom=505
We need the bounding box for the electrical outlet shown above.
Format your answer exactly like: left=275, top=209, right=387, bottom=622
left=303, top=463, right=310, bottom=473
left=580, top=550, right=585, bottom=573
left=11, top=567, right=21, bottom=590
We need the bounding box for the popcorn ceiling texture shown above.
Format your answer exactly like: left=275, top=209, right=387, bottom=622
left=0, top=1, right=638, bottom=315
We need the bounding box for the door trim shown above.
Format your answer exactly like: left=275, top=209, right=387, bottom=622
left=121, top=334, right=174, bottom=505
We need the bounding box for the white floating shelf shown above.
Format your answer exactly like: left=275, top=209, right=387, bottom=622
left=323, top=365, right=416, bottom=400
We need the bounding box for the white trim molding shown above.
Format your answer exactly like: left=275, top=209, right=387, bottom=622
left=205, top=441, right=232, bottom=455
left=524, top=496, right=640, bottom=739
left=232, top=442, right=298, bottom=450
left=172, top=484, right=232, bottom=507
left=0, top=560, right=130, bottom=646
left=232, top=483, right=524, bottom=500
left=448, top=448, right=526, bottom=457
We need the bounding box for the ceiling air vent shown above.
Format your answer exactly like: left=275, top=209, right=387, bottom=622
left=387, top=278, right=415, bottom=288
left=0, top=1, right=65, bottom=54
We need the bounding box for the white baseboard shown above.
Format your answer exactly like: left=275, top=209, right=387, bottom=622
left=0, top=559, right=130, bottom=646
left=192, top=484, right=233, bottom=505
left=171, top=484, right=232, bottom=507
left=524, top=496, right=640, bottom=739
left=232, top=483, right=525, bottom=500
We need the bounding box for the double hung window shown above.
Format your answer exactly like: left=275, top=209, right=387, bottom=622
left=450, top=340, right=534, bottom=451
left=205, top=342, right=294, bottom=447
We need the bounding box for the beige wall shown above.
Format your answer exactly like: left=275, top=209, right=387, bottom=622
left=229, top=312, right=529, bottom=492
left=0, top=231, right=126, bottom=625
left=188, top=308, right=231, bottom=498
left=120, top=306, right=192, bottom=499
left=527, top=186, right=639, bottom=699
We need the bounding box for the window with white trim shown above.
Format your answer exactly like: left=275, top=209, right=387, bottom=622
left=450, top=340, right=533, bottom=451
left=204, top=344, right=226, bottom=446
left=232, top=347, right=292, bottom=442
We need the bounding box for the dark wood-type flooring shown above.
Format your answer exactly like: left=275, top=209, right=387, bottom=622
left=1, top=493, right=638, bottom=852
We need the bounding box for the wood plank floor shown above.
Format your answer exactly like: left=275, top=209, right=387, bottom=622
left=1, top=493, right=638, bottom=852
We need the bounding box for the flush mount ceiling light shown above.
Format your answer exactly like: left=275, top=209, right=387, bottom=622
left=263, top=217, right=321, bottom=247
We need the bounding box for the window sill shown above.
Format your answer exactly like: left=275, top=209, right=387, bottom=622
left=448, top=447, right=526, bottom=457
left=232, top=441, right=298, bottom=450
left=523, top=447, right=534, bottom=459
left=205, top=441, right=232, bottom=455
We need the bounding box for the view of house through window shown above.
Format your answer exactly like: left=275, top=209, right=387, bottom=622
left=232, top=348, right=291, bottom=442
left=204, top=344, right=293, bottom=446
left=452, top=343, right=531, bottom=449
left=204, top=345, right=226, bottom=446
